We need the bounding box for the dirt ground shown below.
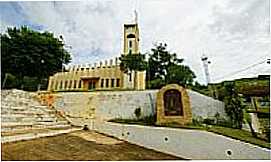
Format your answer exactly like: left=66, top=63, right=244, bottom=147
left=1, top=130, right=183, bottom=161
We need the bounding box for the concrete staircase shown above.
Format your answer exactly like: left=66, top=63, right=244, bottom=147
left=1, top=89, right=81, bottom=143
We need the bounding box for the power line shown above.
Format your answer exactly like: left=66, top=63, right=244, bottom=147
left=213, top=58, right=268, bottom=81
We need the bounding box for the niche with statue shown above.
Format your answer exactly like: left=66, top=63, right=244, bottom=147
left=156, top=84, right=192, bottom=125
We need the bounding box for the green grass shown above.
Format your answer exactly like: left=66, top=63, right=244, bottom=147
left=109, top=119, right=270, bottom=149
left=207, top=126, right=270, bottom=149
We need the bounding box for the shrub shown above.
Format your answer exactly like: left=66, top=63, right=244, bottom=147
left=223, top=82, right=244, bottom=129
left=134, top=107, right=141, bottom=119
left=141, top=114, right=156, bottom=125
left=203, top=118, right=215, bottom=125
left=192, top=117, right=203, bottom=126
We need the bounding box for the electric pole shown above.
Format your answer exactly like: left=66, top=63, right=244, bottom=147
left=201, top=54, right=211, bottom=85
left=201, top=54, right=215, bottom=98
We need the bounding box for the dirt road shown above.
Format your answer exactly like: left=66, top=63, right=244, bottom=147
left=2, top=130, right=183, bottom=160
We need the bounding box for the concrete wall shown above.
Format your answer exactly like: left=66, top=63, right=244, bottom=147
left=187, top=90, right=226, bottom=119
left=52, top=89, right=226, bottom=126
left=94, top=121, right=270, bottom=160
left=93, top=90, right=156, bottom=121
left=52, top=90, right=157, bottom=125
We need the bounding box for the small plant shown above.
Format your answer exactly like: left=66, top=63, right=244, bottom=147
left=203, top=118, right=215, bottom=125
left=83, top=125, right=89, bottom=131
left=134, top=107, right=141, bottom=119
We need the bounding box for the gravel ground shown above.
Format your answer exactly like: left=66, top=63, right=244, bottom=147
left=2, top=130, right=183, bottom=161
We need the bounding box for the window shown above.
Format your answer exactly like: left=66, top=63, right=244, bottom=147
left=129, top=40, right=132, bottom=48
left=129, top=72, right=132, bottom=82
left=116, top=79, right=120, bottom=87
left=106, top=79, right=109, bottom=88
left=69, top=80, right=72, bottom=88
left=129, top=49, right=132, bottom=55
left=54, top=81, right=58, bottom=90
left=74, top=80, right=77, bottom=88
left=111, top=79, right=115, bottom=87
left=51, top=81, right=54, bottom=90
left=79, top=80, right=82, bottom=88
left=101, top=79, right=104, bottom=88
left=127, top=34, right=135, bottom=38
left=60, top=81, right=63, bottom=89
left=65, top=81, right=68, bottom=89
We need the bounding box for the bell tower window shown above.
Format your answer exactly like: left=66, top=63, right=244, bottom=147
left=129, top=40, right=132, bottom=48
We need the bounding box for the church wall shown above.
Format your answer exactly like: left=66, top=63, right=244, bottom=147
left=47, top=60, right=125, bottom=91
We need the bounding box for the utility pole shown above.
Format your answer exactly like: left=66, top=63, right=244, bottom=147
left=201, top=54, right=214, bottom=98
left=201, top=54, right=211, bottom=85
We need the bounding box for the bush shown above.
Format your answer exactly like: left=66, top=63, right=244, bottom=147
left=134, top=107, right=141, bottom=119
left=192, top=116, right=203, bottom=126
left=203, top=118, right=215, bottom=125
left=140, top=114, right=156, bottom=125
left=216, top=119, right=233, bottom=128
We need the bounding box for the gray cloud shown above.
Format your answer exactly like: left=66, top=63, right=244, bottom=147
left=0, top=0, right=269, bottom=84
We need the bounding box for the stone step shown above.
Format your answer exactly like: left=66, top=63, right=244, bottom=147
left=2, top=105, right=49, bottom=112
left=1, top=123, right=72, bottom=133
left=1, top=112, right=56, bottom=118
left=36, top=120, right=69, bottom=126
left=1, top=106, right=26, bottom=111
left=1, top=109, right=45, bottom=115
left=1, top=125, right=75, bottom=137
left=1, top=115, right=58, bottom=123
left=32, top=105, right=49, bottom=109
left=1, top=127, right=82, bottom=143
left=2, top=122, right=35, bottom=127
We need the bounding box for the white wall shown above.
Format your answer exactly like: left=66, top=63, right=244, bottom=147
left=52, top=89, right=226, bottom=126
left=187, top=90, right=226, bottom=119
left=94, top=90, right=157, bottom=120
left=94, top=121, right=270, bottom=160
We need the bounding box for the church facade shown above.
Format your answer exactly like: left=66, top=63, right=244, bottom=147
left=47, top=22, right=146, bottom=91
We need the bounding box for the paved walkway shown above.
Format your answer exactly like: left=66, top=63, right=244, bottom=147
left=1, top=130, right=182, bottom=160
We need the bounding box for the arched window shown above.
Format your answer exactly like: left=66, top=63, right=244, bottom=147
left=127, top=34, right=135, bottom=38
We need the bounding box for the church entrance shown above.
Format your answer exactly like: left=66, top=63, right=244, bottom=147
left=81, top=77, right=100, bottom=91
left=88, top=80, right=96, bottom=90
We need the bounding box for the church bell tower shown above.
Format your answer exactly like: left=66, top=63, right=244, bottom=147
left=123, top=11, right=140, bottom=55
left=122, top=10, right=146, bottom=90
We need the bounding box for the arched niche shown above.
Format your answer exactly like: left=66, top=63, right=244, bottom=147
left=156, top=84, right=192, bottom=126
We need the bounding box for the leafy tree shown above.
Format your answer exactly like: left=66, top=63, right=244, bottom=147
left=146, top=43, right=196, bottom=89
left=119, top=53, right=147, bottom=73
left=223, top=82, right=244, bottom=129
left=1, top=26, right=71, bottom=88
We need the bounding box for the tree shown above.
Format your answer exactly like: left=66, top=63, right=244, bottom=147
left=146, top=43, right=196, bottom=89
left=119, top=53, right=147, bottom=73
left=1, top=26, right=71, bottom=89
left=223, top=82, right=244, bottom=129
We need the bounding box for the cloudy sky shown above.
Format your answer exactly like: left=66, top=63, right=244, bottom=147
left=0, top=0, right=270, bottom=84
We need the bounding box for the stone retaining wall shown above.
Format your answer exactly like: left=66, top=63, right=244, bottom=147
left=51, top=89, right=226, bottom=126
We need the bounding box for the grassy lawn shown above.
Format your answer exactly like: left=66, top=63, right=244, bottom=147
left=109, top=118, right=270, bottom=149
left=206, top=126, right=270, bottom=149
